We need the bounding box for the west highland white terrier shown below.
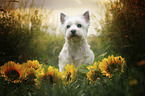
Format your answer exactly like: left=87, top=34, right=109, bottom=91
left=58, top=11, right=94, bottom=72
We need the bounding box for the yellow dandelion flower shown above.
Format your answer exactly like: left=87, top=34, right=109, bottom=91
left=107, top=55, right=115, bottom=64
left=22, top=67, right=37, bottom=86
left=115, top=56, right=126, bottom=65
left=87, top=65, right=94, bottom=70
left=87, top=70, right=101, bottom=83
left=87, top=62, right=99, bottom=70
left=63, top=63, right=77, bottom=83
left=22, top=60, right=42, bottom=69
left=99, top=61, right=109, bottom=76
left=99, top=55, right=126, bottom=77
left=87, top=62, right=101, bottom=83
left=34, top=66, right=62, bottom=88
left=0, top=61, right=26, bottom=83
left=114, top=56, right=126, bottom=72
left=25, top=67, right=36, bottom=79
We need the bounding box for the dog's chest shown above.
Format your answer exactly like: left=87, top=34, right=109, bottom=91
left=68, top=46, right=88, bottom=65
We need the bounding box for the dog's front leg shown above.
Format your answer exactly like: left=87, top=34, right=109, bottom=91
left=58, top=55, right=70, bottom=72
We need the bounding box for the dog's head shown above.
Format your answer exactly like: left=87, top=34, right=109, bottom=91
left=60, top=11, right=90, bottom=42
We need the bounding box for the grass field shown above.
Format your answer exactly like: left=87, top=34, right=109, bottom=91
left=0, top=0, right=145, bottom=96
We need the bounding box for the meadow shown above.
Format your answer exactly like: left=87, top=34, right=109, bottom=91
left=0, top=0, right=145, bottom=96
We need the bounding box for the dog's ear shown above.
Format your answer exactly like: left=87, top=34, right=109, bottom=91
left=83, top=11, right=90, bottom=23
left=60, top=13, right=66, bottom=24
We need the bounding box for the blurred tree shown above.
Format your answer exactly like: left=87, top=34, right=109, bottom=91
left=102, top=0, right=145, bottom=67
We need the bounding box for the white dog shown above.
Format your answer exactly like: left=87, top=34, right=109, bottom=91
left=58, top=11, right=94, bottom=72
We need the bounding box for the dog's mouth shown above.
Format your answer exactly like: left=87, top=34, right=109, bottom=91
left=71, top=34, right=78, bottom=37
left=70, top=35, right=80, bottom=41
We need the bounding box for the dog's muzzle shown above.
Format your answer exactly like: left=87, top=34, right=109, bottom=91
left=68, top=30, right=80, bottom=41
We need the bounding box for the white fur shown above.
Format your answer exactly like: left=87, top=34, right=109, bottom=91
left=59, top=11, right=94, bottom=72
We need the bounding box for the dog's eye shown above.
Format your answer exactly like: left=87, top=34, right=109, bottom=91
left=77, top=24, right=82, bottom=28
left=67, top=25, right=70, bottom=29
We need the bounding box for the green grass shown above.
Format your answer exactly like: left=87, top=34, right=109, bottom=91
left=0, top=0, right=145, bottom=96
left=0, top=67, right=144, bottom=96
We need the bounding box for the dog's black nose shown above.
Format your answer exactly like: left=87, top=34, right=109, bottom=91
left=71, top=30, right=76, bottom=35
